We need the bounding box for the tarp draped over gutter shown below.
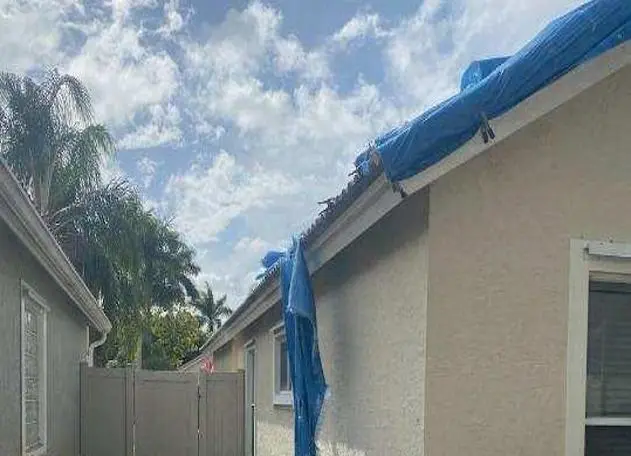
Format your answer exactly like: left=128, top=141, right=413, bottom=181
left=278, top=239, right=328, bottom=456
left=356, top=0, right=631, bottom=182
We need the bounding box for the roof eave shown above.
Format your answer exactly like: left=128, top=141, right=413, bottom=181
left=0, top=160, right=111, bottom=334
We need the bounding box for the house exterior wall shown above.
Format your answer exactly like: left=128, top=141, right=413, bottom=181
left=215, top=189, right=429, bottom=456
left=425, top=64, right=631, bottom=455
left=0, top=219, right=89, bottom=456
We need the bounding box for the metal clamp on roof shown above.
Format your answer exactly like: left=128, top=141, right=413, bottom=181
left=480, top=111, right=495, bottom=144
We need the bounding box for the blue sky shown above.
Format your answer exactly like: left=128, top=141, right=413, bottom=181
left=0, top=0, right=584, bottom=306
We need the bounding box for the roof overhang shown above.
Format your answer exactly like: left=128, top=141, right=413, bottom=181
left=204, top=41, right=631, bottom=355
left=0, top=160, right=111, bottom=334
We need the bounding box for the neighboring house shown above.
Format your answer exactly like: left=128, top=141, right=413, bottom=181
left=184, top=24, right=631, bottom=456
left=0, top=160, right=111, bottom=456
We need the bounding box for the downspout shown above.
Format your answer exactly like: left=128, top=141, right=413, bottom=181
left=87, top=331, right=108, bottom=367
left=84, top=293, right=109, bottom=367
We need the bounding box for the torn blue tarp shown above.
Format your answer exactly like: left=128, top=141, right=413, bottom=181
left=359, top=0, right=631, bottom=182
left=262, top=251, right=284, bottom=269
left=255, top=251, right=284, bottom=279
left=280, top=239, right=327, bottom=456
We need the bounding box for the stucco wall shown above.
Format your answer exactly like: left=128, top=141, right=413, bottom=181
left=0, top=219, right=89, bottom=455
left=425, top=64, right=631, bottom=455
left=218, top=189, right=429, bottom=456
left=314, top=189, right=428, bottom=456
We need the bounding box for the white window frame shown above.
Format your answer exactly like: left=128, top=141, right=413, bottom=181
left=566, top=240, right=631, bottom=456
left=21, top=282, right=49, bottom=456
left=270, top=322, right=292, bottom=407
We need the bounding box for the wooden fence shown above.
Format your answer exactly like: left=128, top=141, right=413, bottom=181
left=80, top=364, right=244, bottom=456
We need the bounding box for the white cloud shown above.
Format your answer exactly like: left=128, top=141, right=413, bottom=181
left=234, top=237, right=271, bottom=254
left=109, top=0, right=156, bottom=23
left=184, top=1, right=330, bottom=84
left=158, top=0, right=190, bottom=37
left=118, top=103, right=181, bottom=149
left=382, top=0, right=584, bottom=106
left=165, top=151, right=300, bottom=244
left=136, top=156, right=159, bottom=189
left=65, top=20, right=180, bottom=127
left=331, top=12, right=387, bottom=49
left=0, top=0, right=74, bottom=73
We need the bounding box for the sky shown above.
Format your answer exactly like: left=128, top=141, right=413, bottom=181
left=0, top=0, right=585, bottom=307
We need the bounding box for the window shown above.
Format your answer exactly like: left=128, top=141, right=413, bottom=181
left=271, top=324, right=292, bottom=406
left=21, top=285, right=48, bottom=456
left=566, top=241, right=631, bottom=456
left=585, top=282, right=631, bottom=453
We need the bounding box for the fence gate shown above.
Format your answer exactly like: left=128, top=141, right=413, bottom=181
left=80, top=363, right=244, bottom=456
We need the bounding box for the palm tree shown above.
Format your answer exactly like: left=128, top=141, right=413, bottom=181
left=192, top=282, right=232, bottom=334
left=0, top=70, right=201, bottom=367
left=0, top=70, right=113, bottom=218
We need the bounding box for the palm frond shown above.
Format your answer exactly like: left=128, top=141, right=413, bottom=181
left=41, top=69, right=93, bottom=125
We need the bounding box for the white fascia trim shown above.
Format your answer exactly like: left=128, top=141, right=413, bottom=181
left=208, top=42, right=631, bottom=356
left=400, top=42, right=631, bottom=196
left=0, top=161, right=111, bottom=334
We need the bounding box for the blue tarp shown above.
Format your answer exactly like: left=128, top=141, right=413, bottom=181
left=460, top=57, right=509, bottom=91
left=279, top=239, right=327, bottom=456
left=359, top=0, right=631, bottom=182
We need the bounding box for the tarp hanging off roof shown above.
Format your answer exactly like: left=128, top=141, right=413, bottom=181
left=359, top=0, right=631, bottom=182
left=280, top=239, right=328, bottom=456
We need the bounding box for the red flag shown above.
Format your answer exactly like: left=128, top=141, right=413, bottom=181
left=200, top=357, right=214, bottom=374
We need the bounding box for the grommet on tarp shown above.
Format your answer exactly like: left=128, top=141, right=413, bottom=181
left=479, top=111, right=495, bottom=144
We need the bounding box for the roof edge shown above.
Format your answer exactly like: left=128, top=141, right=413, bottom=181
left=203, top=41, right=631, bottom=356
left=0, top=160, right=111, bottom=334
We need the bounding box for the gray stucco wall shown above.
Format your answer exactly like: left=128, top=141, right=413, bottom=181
left=0, top=219, right=89, bottom=455
left=217, top=189, right=429, bottom=456
left=425, top=64, right=631, bottom=455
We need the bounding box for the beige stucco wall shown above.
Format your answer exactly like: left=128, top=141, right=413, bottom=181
left=425, top=64, right=631, bottom=455
left=217, top=189, right=429, bottom=456
left=0, top=219, right=90, bottom=455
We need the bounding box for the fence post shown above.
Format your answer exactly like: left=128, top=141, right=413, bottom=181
left=198, top=373, right=206, bottom=456
left=125, top=366, right=135, bottom=456
left=80, top=362, right=88, bottom=456
left=236, top=370, right=245, bottom=456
